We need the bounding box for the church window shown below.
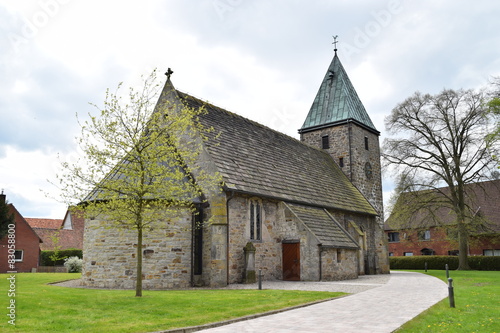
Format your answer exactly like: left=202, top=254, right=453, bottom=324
left=336, top=249, right=342, bottom=263
left=249, top=201, right=262, bottom=241
left=322, top=135, right=329, bottom=149
left=364, top=136, right=369, bottom=150
left=339, top=157, right=344, bottom=168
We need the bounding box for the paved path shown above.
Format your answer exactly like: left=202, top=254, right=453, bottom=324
left=190, top=271, right=448, bottom=333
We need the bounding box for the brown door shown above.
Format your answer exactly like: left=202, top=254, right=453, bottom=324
left=282, top=242, right=300, bottom=281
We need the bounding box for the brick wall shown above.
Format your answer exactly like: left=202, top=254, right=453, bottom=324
left=0, top=205, right=40, bottom=273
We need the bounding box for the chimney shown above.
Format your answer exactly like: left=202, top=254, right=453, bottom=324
left=0, top=189, right=5, bottom=205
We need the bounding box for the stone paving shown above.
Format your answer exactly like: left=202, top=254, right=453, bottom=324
left=182, top=271, right=448, bottom=333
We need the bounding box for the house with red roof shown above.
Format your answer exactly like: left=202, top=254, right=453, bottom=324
left=26, top=209, right=84, bottom=251
left=384, top=180, right=500, bottom=257
left=0, top=193, right=42, bottom=273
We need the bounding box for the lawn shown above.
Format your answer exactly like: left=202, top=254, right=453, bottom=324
left=396, top=270, right=500, bottom=332
left=0, top=273, right=343, bottom=333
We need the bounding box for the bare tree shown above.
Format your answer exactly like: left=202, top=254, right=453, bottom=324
left=383, top=88, right=499, bottom=270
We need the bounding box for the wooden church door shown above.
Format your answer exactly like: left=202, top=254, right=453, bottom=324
left=282, top=242, right=300, bottom=281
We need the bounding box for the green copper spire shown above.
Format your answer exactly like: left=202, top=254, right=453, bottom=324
left=300, top=52, right=378, bottom=134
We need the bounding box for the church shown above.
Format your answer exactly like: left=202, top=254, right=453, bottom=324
left=81, top=50, right=390, bottom=289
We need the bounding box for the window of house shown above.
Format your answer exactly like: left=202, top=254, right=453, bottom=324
left=448, top=250, right=459, bottom=256
left=404, top=252, right=413, bottom=256
left=483, top=249, right=500, bottom=256
left=389, top=252, right=394, bottom=257
left=249, top=201, right=262, bottom=241
left=339, top=157, right=344, bottom=168
left=418, top=230, right=431, bottom=241
left=364, top=136, right=369, bottom=150
left=322, top=135, right=329, bottom=149
left=388, top=232, right=400, bottom=243
left=14, top=250, right=23, bottom=262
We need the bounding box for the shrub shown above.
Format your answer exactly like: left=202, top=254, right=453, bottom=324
left=389, top=255, right=500, bottom=271
left=41, top=249, right=82, bottom=266
left=64, top=256, right=83, bottom=273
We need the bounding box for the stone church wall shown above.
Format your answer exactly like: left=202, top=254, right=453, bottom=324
left=227, top=195, right=361, bottom=283
left=82, top=210, right=193, bottom=289
left=320, top=248, right=358, bottom=280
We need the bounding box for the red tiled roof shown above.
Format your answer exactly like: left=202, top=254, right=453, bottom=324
left=25, top=218, right=63, bottom=229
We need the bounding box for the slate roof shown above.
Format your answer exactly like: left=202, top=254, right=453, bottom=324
left=285, top=203, right=359, bottom=248
left=299, top=52, right=378, bottom=134
left=385, top=180, right=500, bottom=234
left=177, top=91, right=377, bottom=216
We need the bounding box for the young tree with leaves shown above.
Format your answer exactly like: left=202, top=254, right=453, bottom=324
left=56, top=70, right=221, bottom=297
left=383, top=88, right=499, bottom=270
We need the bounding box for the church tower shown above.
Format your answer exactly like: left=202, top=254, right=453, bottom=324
left=299, top=50, right=384, bottom=224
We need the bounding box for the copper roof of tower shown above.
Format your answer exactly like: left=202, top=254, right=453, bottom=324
left=299, top=52, right=379, bottom=135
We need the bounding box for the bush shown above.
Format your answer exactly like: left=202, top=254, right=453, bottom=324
left=41, top=249, right=82, bottom=266
left=389, top=255, right=500, bottom=271
left=64, top=256, right=83, bottom=273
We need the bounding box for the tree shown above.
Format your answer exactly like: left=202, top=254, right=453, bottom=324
left=0, top=193, right=14, bottom=239
left=383, top=88, right=499, bottom=270
left=486, top=76, right=500, bottom=166
left=56, top=70, right=222, bottom=296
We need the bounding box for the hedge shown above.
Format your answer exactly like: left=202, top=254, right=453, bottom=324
left=389, top=255, right=500, bottom=271
left=40, top=249, right=83, bottom=266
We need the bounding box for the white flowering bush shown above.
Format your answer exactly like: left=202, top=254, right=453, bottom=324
left=64, top=256, right=83, bottom=273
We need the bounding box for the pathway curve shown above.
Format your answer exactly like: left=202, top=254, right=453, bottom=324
left=187, top=271, right=448, bottom=333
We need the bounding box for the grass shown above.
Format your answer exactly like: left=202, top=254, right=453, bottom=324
left=396, top=270, right=500, bottom=332
left=0, top=273, right=343, bottom=333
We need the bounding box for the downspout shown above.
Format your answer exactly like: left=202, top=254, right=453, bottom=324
left=226, top=191, right=235, bottom=285
left=318, top=245, right=323, bottom=281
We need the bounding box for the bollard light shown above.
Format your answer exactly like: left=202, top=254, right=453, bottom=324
left=448, top=278, right=455, bottom=308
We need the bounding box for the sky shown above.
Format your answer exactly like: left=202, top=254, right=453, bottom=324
left=1, top=0, right=499, bottom=219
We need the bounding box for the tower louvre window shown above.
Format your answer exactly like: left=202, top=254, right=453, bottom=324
left=364, top=136, right=369, bottom=150
left=322, top=135, right=329, bottom=149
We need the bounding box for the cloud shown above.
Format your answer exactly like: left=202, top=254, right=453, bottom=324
left=2, top=0, right=500, bottom=218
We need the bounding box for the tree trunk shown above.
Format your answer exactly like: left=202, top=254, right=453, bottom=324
left=135, top=227, right=143, bottom=297
left=457, top=220, right=471, bottom=270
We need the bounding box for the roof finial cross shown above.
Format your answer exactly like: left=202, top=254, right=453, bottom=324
left=165, top=68, right=174, bottom=79
left=332, top=35, right=338, bottom=53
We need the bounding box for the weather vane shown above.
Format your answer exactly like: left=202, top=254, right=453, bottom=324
left=332, top=35, right=338, bottom=53
left=165, top=68, right=174, bottom=79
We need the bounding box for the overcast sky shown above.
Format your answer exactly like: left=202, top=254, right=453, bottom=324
left=1, top=0, right=499, bottom=219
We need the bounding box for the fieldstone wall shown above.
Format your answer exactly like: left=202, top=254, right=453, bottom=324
left=81, top=210, right=193, bottom=289
left=227, top=195, right=283, bottom=283
left=301, top=125, right=383, bottom=222
left=320, top=248, right=358, bottom=280
left=227, top=195, right=362, bottom=282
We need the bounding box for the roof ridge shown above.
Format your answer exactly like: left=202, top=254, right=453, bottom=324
left=176, top=89, right=330, bottom=153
